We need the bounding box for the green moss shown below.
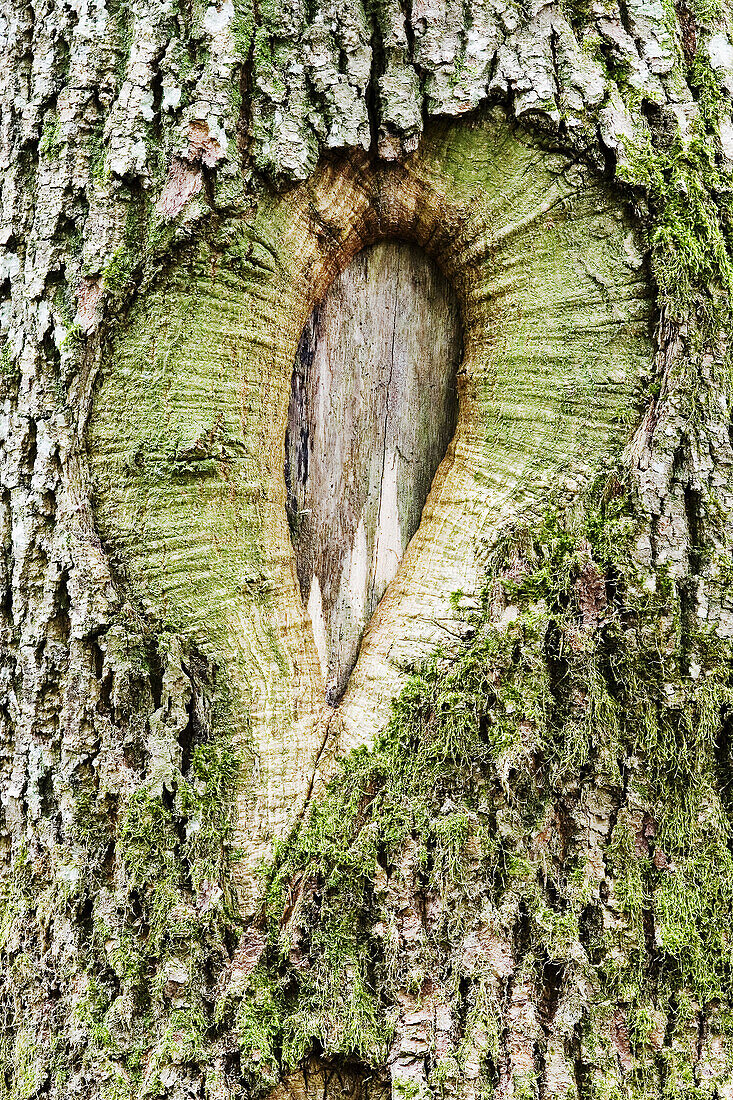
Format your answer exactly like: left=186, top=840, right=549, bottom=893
left=232, top=0, right=254, bottom=57
left=618, top=130, right=732, bottom=324
left=391, top=1078, right=423, bottom=1100
left=0, top=625, right=246, bottom=1094
left=103, top=241, right=140, bottom=298
left=196, top=477, right=728, bottom=1092
left=228, top=972, right=282, bottom=1090
left=0, top=342, right=18, bottom=391
left=10, top=1031, right=44, bottom=1100
left=684, top=0, right=723, bottom=21
left=102, top=193, right=175, bottom=300
left=110, top=0, right=135, bottom=88
left=39, top=111, right=63, bottom=159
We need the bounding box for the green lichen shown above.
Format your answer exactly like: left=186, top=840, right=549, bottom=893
left=0, top=341, right=18, bottom=393
left=101, top=193, right=175, bottom=300
left=39, top=111, right=63, bottom=160
left=9, top=14, right=733, bottom=1082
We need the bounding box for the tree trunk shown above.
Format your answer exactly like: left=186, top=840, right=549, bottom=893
left=2, top=0, right=733, bottom=1096
left=285, top=240, right=461, bottom=703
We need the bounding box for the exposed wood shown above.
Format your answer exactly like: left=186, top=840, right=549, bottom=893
left=2, top=0, right=733, bottom=1091
left=88, top=121, right=651, bottom=904
left=285, top=241, right=461, bottom=702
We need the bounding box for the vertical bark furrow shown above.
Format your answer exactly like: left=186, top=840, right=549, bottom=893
left=1, top=0, right=733, bottom=1094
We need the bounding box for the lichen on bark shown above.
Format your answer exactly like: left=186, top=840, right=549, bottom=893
left=87, top=114, right=652, bottom=908
left=1, top=0, right=733, bottom=1096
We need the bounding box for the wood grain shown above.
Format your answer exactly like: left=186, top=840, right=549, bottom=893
left=89, top=118, right=653, bottom=901
left=285, top=242, right=461, bottom=701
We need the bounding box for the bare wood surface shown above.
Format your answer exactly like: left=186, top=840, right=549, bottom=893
left=88, top=122, right=653, bottom=902
left=285, top=241, right=461, bottom=701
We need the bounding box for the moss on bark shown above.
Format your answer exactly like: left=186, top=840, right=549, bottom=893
left=3, top=0, right=733, bottom=1095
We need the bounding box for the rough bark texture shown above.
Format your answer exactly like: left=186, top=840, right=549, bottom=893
left=85, top=119, right=650, bottom=907
left=1, top=0, right=733, bottom=1097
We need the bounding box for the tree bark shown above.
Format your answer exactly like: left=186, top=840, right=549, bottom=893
left=1, top=0, right=733, bottom=1097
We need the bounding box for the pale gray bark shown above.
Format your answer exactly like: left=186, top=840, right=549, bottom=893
left=1, top=0, right=733, bottom=1097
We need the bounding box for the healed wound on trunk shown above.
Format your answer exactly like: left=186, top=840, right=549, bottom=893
left=88, top=119, right=652, bottom=897
left=285, top=241, right=461, bottom=704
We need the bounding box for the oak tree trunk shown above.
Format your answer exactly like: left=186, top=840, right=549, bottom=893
left=2, top=0, right=733, bottom=1097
